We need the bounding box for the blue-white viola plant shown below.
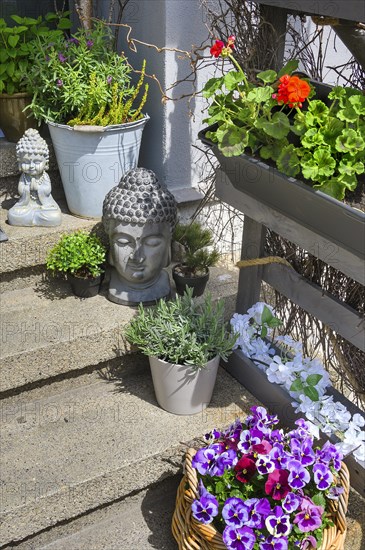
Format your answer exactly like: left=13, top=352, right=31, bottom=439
left=230, top=303, right=365, bottom=467
left=191, top=407, right=344, bottom=550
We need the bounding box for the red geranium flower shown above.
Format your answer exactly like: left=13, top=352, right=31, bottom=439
left=265, top=468, right=290, bottom=500
left=274, top=74, right=311, bottom=108
left=210, top=40, right=225, bottom=58
left=234, top=456, right=256, bottom=483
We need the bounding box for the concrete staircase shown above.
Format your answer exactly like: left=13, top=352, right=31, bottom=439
left=1, top=138, right=364, bottom=550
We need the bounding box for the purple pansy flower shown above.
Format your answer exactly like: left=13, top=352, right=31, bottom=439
left=245, top=498, right=269, bottom=529
left=288, top=460, right=310, bottom=489
left=293, top=498, right=323, bottom=532
left=204, top=429, right=221, bottom=443
left=58, top=53, right=67, bottom=63
left=223, top=525, right=256, bottom=550
left=313, top=463, right=333, bottom=490
left=327, top=485, right=344, bottom=500
left=290, top=438, right=315, bottom=466
left=265, top=506, right=291, bottom=537
left=191, top=494, right=219, bottom=524
left=269, top=444, right=290, bottom=470
left=265, top=469, right=290, bottom=500
left=316, top=441, right=342, bottom=471
left=192, top=447, right=219, bottom=475
left=301, top=535, right=318, bottom=549
left=213, top=449, right=238, bottom=475
left=238, top=429, right=261, bottom=452
left=234, top=456, right=256, bottom=483
left=259, top=535, right=288, bottom=550
left=268, top=429, right=284, bottom=444
left=282, top=492, right=301, bottom=513
left=222, top=497, right=249, bottom=527
left=256, top=454, right=275, bottom=475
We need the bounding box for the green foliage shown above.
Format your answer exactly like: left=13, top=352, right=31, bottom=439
left=204, top=58, right=365, bottom=200
left=173, top=222, right=220, bottom=276
left=0, top=12, right=70, bottom=94
left=290, top=372, right=323, bottom=402
left=125, top=287, right=237, bottom=367
left=46, top=230, right=106, bottom=278
left=25, top=21, right=148, bottom=125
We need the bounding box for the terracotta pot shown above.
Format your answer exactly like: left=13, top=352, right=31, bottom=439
left=0, top=92, right=37, bottom=142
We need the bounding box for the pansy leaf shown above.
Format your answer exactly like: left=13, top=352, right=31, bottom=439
left=257, top=69, right=277, bottom=84
left=278, top=59, right=299, bottom=78
left=312, top=492, right=326, bottom=509
left=306, top=374, right=322, bottom=386
left=304, top=385, right=319, bottom=401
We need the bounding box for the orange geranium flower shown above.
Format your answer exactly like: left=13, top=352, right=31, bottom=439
left=274, top=74, right=311, bottom=108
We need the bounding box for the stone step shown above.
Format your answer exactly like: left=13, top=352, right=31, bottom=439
left=0, top=268, right=239, bottom=395
left=8, top=475, right=181, bottom=550
left=0, top=204, right=103, bottom=281
left=0, top=361, right=257, bottom=546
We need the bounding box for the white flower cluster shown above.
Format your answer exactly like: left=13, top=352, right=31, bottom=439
left=230, top=302, right=365, bottom=467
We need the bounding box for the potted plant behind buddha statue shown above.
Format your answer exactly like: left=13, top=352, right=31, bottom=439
left=125, top=287, right=237, bottom=415
left=46, top=230, right=106, bottom=298
left=172, top=221, right=220, bottom=297
left=25, top=21, right=149, bottom=219
left=0, top=12, right=70, bottom=142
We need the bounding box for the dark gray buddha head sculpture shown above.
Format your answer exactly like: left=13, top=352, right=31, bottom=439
left=102, top=168, right=177, bottom=305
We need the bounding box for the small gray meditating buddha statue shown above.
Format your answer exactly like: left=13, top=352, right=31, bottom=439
left=102, top=168, right=177, bottom=305
left=7, top=129, right=61, bottom=227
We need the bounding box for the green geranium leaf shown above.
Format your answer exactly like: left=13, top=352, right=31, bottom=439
left=257, top=70, right=277, bottom=84
left=301, top=156, right=319, bottom=180
left=304, top=385, right=319, bottom=402
left=277, top=144, right=301, bottom=177
left=278, top=59, right=299, bottom=78
left=328, top=86, right=346, bottom=102
left=349, top=94, right=365, bottom=115
left=256, top=111, right=290, bottom=139
left=301, top=128, right=324, bottom=149
left=205, top=130, right=218, bottom=143
left=313, top=179, right=346, bottom=200
left=338, top=173, right=358, bottom=191
left=313, top=148, right=336, bottom=177
left=224, top=71, right=246, bottom=91
left=337, top=104, right=358, bottom=122
left=247, top=86, right=273, bottom=104
left=336, top=129, right=365, bottom=154
left=218, top=125, right=248, bottom=157
left=338, top=158, right=364, bottom=176
left=202, top=76, right=224, bottom=98
left=322, top=117, right=345, bottom=145
left=305, top=100, right=329, bottom=126
left=306, top=374, right=322, bottom=386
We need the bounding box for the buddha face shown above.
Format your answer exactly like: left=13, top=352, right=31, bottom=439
left=110, top=222, right=172, bottom=287
left=18, top=153, right=47, bottom=176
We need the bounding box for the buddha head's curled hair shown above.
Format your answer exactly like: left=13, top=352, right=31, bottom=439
left=102, top=168, right=177, bottom=233
left=16, top=129, right=49, bottom=165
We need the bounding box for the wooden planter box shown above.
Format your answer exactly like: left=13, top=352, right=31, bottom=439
left=225, top=349, right=365, bottom=498
left=251, top=0, right=365, bottom=22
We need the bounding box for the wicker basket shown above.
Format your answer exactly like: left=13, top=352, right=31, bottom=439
left=172, top=448, right=350, bottom=550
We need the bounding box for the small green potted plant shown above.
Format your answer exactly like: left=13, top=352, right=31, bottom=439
left=172, top=221, right=220, bottom=297
left=125, top=288, right=237, bottom=415
left=46, top=230, right=106, bottom=298
left=25, top=21, right=149, bottom=218
left=0, top=12, right=70, bottom=141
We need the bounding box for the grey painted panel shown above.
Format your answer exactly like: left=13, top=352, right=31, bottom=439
left=224, top=350, right=365, bottom=497
left=216, top=171, right=365, bottom=285
left=262, top=263, right=365, bottom=350
left=237, top=217, right=266, bottom=313
left=251, top=0, right=365, bottom=22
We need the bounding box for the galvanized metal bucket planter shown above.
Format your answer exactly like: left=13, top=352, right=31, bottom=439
left=48, top=115, right=149, bottom=219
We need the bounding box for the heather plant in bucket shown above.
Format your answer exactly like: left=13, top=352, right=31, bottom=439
left=172, top=406, right=349, bottom=550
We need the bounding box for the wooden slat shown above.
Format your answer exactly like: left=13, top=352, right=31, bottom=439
left=251, top=0, right=365, bottom=22
left=236, top=217, right=266, bottom=314
left=216, top=170, right=365, bottom=285
left=224, top=350, right=365, bottom=497
left=261, top=263, right=365, bottom=351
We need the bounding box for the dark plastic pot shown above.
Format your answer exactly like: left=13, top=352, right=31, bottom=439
left=68, top=274, right=101, bottom=298
left=172, top=265, right=209, bottom=297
